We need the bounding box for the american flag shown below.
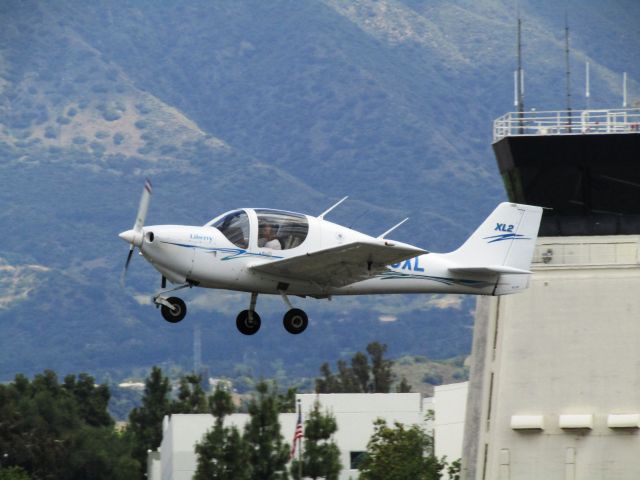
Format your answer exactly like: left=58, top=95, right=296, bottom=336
left=289, top=408, right=304, bottom=460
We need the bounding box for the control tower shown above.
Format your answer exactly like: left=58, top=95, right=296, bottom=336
left=462, top=108, right=640, bottom=480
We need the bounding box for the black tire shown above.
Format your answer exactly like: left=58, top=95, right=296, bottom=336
left=283, top=308, right=308, bottom=334
left=161, top=297, right=187, bottom=323
left=236, top=310, right=261, bottom=335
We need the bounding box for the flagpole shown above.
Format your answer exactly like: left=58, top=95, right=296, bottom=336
left=297, top=398, right=303, bottom=480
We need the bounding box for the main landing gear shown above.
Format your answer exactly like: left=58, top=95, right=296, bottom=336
left=234, top=292, right=309, bottom=336
left=152, top=285, right=309, bottom=335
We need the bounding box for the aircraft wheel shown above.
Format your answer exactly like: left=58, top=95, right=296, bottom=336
left=236, top=310, right=261, bottom=335
left=161, top=297, right=187, bottom=323
left=283, top=308, right=308, bottom=335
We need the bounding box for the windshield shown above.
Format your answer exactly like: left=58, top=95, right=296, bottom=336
left=211, top=210, right=249, bottom=249
left=256, top=209, right=308, bottom=250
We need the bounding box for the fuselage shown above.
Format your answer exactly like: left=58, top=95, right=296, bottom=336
left=137, top=208, right=499, bottom=297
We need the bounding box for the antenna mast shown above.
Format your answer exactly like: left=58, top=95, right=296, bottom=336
left=565, top=9, right=572, bottom=130
left=585, top=61, right=590, bottom=109
left=516, top=3, right=524, bottom=133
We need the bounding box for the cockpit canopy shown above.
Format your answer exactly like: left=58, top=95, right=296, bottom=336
left=211, top=210, right=250, bottom=249
left=209, top=209, right=309, bottom=250
left=255, top=209, right=308, bottom=250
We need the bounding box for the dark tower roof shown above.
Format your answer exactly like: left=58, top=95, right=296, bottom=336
left=493, top=108, right=640, bottom=236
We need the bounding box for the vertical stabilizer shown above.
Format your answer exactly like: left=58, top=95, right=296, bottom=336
left=446, top=203, right=543, bottom=272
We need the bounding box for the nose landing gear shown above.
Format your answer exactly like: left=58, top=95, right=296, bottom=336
left=160, top=297, right=187, bottom=323
left=153, top=282, right=192, bottom=324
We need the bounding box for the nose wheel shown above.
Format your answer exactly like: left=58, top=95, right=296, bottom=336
left=160, top=297, right=187, bottom=323
left=283, top=308, right=308, bottom=334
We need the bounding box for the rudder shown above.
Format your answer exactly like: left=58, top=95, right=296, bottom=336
left=446, top=202, right=543, bottom=271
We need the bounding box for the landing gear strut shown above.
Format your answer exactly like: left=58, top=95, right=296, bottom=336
left=236, top=293, right=261, bottom=335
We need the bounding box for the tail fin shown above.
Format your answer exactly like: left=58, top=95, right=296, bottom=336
left=445, top=202, right=543, bottom=274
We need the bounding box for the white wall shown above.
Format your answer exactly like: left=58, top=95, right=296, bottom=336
left=463, top=236, right=640, bottom=480
left=434, top=382, right=467, bottom=466
left=298, top=393, right=429, bottom=479
left=154, top=392, right=433, bottom=480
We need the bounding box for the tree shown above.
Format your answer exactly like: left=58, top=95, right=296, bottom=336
left=127, top=367, right=171, bottom=478
left=0, top=371, right=137, bottom=480
left=351, top=352, right=370, bottom=393
left=244, top=381, right=290, bottom=480
left=277, top=387, right=298, bottom=413
left=336, top=360, right=359, bottom=393
left=446, top=458, right=461, bottom=480
left=290, top=400, right=341, bottom=480
left=358, top=419, right=443, bottom=480
left=315, top=363, right=340, bottom=394
left=395, top=376, right=412, bottom=393
left=366, top=342, right=394, bottom=393
left=63, top=373, right=113, bottom=427
left=0, top=467, right=30, bottom=480
left=171, top=374, right=207, bottom=414
left=195, top=385, right=250, bottom=480
left=315, top=342, right=396, bottom=394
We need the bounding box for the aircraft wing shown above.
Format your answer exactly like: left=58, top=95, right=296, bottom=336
left=250, top=241, right=426, bottom=287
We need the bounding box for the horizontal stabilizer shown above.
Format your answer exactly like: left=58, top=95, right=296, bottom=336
left=448, top=265, right=531, bottom=276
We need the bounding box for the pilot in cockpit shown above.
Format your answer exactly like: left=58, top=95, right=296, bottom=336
left=258, top=222, right=282, bottom=250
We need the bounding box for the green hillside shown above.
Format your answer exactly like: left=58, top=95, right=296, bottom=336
left=0, top=0, right=638, bottom=382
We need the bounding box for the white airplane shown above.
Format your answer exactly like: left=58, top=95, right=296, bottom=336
left=119, top=180, right=543, bottom=335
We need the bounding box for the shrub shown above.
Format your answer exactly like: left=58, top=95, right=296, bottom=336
left=137, top=145, right=152, bottom=155
left=102, top=110, right=121, bottom=122
left=422, top=373, right=443, bottom=385
left=90, top=141, right=106, bottom=155
left=135, top=103, right=152, bottom=114
left=113, top=132, right=125, bottom=145
left=44, top=126, right=57, bottom=139
left=91, top=84, right=108, bottom=94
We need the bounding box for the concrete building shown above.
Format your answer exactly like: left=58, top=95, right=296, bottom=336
left=150, top=392, right=435, bottom=480
left=434, top=382, right=468, bottom=465
left=462, top=235, right=640, bottom=479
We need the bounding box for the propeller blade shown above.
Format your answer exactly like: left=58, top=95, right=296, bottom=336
left=120, top=246, right=135, bottom=287
left=133, top=178, right=153, bottom=233
left=124, top=246, right=135, bottom=271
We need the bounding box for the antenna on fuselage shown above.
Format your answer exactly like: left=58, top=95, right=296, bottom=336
left=318, top=196, right=348, bottom=220
left=377, top=217, right=409, bottom=239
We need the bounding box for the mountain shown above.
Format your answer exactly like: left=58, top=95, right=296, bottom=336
left=1, top=0, right=638, bottom=383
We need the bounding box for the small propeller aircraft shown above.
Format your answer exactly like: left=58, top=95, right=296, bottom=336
left=119, top=180, right=542, bottom=335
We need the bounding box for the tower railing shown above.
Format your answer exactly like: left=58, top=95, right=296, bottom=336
left=493, top=108, right=640, bottom=142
